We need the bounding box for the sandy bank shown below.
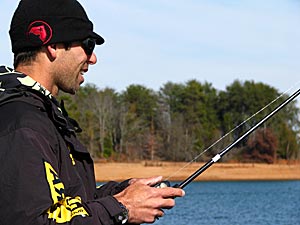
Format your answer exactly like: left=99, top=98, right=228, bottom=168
left=94, top=161, right=300, bottom=182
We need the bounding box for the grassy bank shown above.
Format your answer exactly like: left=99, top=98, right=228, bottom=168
left=94, top=161, right=300, bottom=182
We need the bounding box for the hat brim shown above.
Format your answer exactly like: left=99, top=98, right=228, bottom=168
left=90, top=31, right=105, bottom=45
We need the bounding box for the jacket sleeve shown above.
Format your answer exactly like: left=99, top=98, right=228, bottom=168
left=0, top=126, right=125, bottom=225
left=96, top=180, right=131, bottom=198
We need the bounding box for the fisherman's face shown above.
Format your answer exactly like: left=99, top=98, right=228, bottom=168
left=53, top=39, right=97, bottom=95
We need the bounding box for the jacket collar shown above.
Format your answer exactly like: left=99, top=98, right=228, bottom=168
left=0, top=66, right=53, bottom=100
left=0, top=65, right=83, bottom=135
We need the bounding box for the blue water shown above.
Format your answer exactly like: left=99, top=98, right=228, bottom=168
left=155, top=181, right=300, bottom=225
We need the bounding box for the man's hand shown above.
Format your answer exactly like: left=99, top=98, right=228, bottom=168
left=114, top=176, right=185, bottom=224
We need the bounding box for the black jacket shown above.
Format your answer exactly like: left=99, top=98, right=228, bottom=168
left=0, top=66, right=129, bottom=225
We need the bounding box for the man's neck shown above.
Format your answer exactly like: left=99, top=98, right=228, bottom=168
left=15, top=63, right=58, bottom=97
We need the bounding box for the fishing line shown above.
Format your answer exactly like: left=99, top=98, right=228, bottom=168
left=165, top=81, right=300, bottom=181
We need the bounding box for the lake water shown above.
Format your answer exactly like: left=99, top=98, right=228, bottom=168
left=155, top=181, right=300, bottom=225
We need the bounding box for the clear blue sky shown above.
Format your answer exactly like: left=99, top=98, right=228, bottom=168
left=1, top=0, right=300, bottom=94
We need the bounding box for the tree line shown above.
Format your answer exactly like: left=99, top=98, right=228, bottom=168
left=59, top=79, right=300, bottom=163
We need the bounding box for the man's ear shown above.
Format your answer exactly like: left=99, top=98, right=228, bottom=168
left=46, top=44, right=57, bottom=61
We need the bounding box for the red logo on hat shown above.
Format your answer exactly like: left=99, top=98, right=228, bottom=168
left=27, top=20, right=52, bottom=44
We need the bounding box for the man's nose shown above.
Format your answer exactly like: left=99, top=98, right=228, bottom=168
left=87, top=52, right=97, bottom=65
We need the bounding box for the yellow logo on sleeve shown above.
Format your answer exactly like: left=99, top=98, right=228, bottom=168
left=44, top=161, right=89, bottom=223
left=44, top=161, right=65, bottom=202
left=47, top=196, right=89, bottom=223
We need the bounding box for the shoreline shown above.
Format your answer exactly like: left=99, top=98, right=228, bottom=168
left=94, top=161, right=300, bottom=182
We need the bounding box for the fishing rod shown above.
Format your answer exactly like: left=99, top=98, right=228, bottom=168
left=157, top=87, right=300, bottom=189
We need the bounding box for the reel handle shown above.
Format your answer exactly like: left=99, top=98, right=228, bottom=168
left=154, top=180, right=170, bottom=188
left=154, top=180, right=180, bottom=188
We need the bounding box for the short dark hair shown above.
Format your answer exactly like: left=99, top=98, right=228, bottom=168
left=13, top=47, right=41, bottom=68
left=14, top=43, right=72, bottom=68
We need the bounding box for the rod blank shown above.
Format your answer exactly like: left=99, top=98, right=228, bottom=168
left=177, top=88, right=300, bottom=189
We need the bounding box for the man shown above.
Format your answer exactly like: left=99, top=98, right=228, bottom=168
left=0, top=0, right=184, bottom=224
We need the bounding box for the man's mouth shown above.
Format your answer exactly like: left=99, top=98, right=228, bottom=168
left=79, top=71, right=85, bottom=85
